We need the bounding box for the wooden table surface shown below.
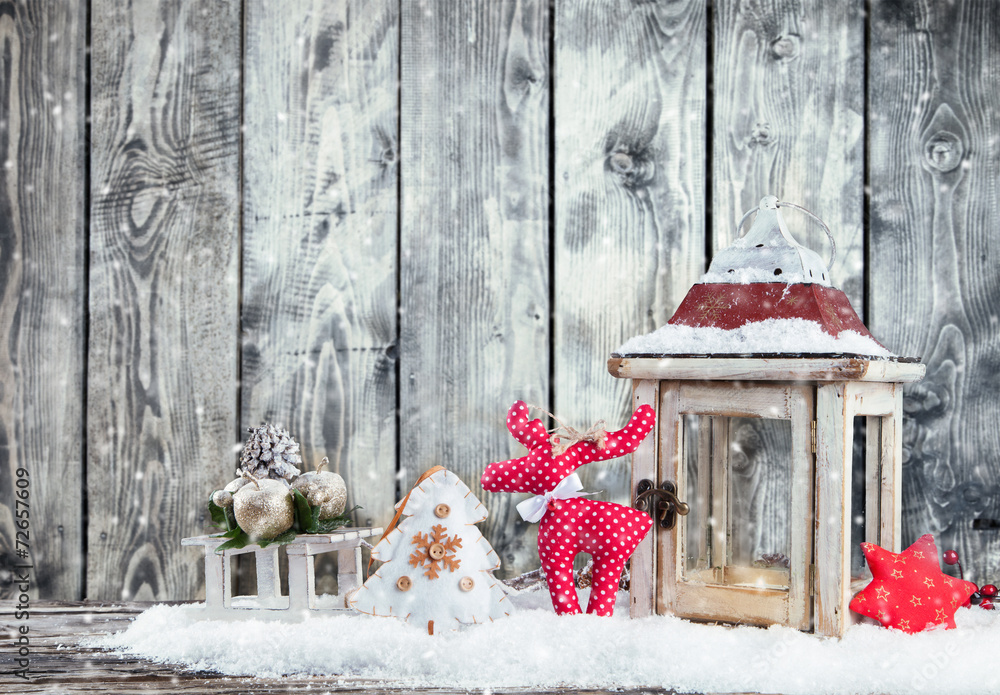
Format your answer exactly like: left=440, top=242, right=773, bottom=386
left=1, top=601, right=707, bottom=695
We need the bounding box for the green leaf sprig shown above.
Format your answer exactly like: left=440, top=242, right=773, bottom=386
left=207, top=488, right=360, bottom=554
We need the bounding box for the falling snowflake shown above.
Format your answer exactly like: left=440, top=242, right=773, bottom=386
left=409, top=524, right=462, bottom=580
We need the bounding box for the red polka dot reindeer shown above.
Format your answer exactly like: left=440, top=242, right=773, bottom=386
left=481, top=401, right=655, bottom=616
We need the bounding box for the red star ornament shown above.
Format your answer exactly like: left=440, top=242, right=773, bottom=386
left=849, top=534, right=977, bottom=633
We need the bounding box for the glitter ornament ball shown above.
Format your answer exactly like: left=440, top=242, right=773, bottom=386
left=291, top=470, right=347, bottom=520
left=233, top=479, right=295, bottom=540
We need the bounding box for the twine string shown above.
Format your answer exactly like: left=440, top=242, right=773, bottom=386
left=526, top=403, right=608, bottom=457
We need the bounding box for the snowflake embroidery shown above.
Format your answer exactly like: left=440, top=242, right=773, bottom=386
left=409, top=524, right=462, bottom=579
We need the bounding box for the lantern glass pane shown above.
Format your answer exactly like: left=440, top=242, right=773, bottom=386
left=682, top=414, right=711, bottom=576
left=851, top=416, right=868, bottom=578
left=851, top=415, right=884, bottom=583
left=681, top=415, right=793, bottom=590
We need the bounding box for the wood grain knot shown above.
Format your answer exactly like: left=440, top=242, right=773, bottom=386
left=380, top=145, right=398, bottom=167
left=606, top=150, right=654, bottom=188
left=923, top=131, right=964, bottom=173
left=609, top=152, right=634, bottom=174
left=750, top=122, right=773, bottom=147
left=956, top=481, right=988, bottom=515
left=770, top=35, right=800, bottom=60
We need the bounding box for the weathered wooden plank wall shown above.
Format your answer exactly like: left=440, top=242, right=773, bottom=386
left=554, top=0, right=706, bottom=512
left=0, top=0, right=86, bottom=599
left=241, top=0, right=399, bottom=592
left=86, top=0, right=241, bottom=601
left=399, top=0, right=551, bottom=574
left=870, top=0, right=1000, bottom=585
left=2, top=0, right=1000, bottom=601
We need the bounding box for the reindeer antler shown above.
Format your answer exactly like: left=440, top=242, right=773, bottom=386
left=482, top=402, right=656, bottom=495
left=505, top=401, right=549, bottom=449
left=563, top=405, right=655, bottom=463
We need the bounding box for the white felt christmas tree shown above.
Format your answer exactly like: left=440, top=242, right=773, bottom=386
left=350, top=467, right=512, bottom=634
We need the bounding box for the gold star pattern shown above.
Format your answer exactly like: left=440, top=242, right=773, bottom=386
left=819, top=301, right=847, bottom=334
left=849, top=534, right=978, bottom=634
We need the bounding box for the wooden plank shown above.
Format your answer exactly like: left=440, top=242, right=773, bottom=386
left=673, top=582, right=789, bottom=626
left=0, top=0, right=85, bottom=599
left=553, top=0, right=706, bottom=513
left=813, top=383, right=851, bottom=637
left=712, top=0, right=866, bottom=311
left=881, top=387, right=904, bottom=552
left=609, top=356, right=925, bottom=383
left=241, top=0, right=399, bottom=535
left=786, top=387, right=813, bottom=630
left=628, top=380, right=659, bottom=617
left=88, top=0, right=240, bottom=600
left=657, top=383, right=681, bottom=615
left=869, top=0, right=1000, bottom=585
left=399, top=0, right=550, bottom=578
left=678, top=382, right=796, bottom=418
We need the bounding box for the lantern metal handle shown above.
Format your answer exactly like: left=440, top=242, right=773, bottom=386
left=735, top=198, right=837, bottom=269
left=634, top=479, right=690, bottom=530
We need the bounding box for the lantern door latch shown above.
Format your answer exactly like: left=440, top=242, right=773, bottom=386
left=634, top=479, right=690, bottom=530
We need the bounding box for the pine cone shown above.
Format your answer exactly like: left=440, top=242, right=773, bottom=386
left=238, top=424, right=302, bottom=482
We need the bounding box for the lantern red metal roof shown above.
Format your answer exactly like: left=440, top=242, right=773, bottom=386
left=665, top=196, right=886, bottom=352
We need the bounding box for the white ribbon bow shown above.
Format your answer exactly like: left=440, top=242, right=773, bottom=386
left=516, top=473, right=590, bottom=523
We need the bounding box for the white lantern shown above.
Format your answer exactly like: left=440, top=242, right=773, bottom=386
left=611, top=197, right=925, bottom=637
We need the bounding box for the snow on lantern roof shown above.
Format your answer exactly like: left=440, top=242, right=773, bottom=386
left=615, top=195, right=895, bottom=359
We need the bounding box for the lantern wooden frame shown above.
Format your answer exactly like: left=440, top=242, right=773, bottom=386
left=610, top=356, right=925, bottom=637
